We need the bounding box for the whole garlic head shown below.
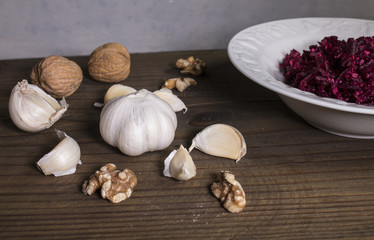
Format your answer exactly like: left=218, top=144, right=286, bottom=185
left=100, top=89, right=177, bottom=156
left=8, top=80, right=68, bottom=132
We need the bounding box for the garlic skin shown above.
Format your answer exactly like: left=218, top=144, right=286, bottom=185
left=9, top=80, right=68, bottom=132
left=37, top=130, right=81, bottom=177
left=153, top=88, right=187, bottom=112
left=100, top=89, right=177, bottom=156
left=189, top=124, right=247, bottom=162
left=163, top=145, right=196, bottom=181
left=104, top=84, right=136, bottom=104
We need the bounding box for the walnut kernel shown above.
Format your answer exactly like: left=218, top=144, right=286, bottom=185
left=163, top=77, right=196, bottom=92
left=211, top=171, right=246, bottom=213
left=88, top=43, right=131, bottom=83
left=82, top=163, right=137, bottom=203
left=176, top=56, right=206, bottom=76
left=30, top=55, right=83, bottom=98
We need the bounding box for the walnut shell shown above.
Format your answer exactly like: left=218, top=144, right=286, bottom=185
left=88, top=43, right=131, bottom=83
left=30, top=55, right=83, bottom=98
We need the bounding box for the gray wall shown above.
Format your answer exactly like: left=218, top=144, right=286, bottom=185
left=1, top=0, right=374, bottom=60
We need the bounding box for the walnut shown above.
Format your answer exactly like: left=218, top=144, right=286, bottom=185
left=88, top=43, right=131, bottom=83
left=176, top=56, right=206, bottom=76
left=211, top=171, right=246, bottom=213
left=163, top=77, right=196, bottom=92
left=82, top=163, right=137, bottom=203
left=30, top=55, right=83, bottom=98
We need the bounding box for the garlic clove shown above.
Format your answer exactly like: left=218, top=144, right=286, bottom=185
left=153, top=88, right=187, bottom=113
left=36, top=129, right=81, bottom=177
left=188, top=124, right=247, bottom=162
left=8, top=80, right=68, bottom=132
left=103, top=84, right=136, bottom=104
left=163, top=145, right=196, bottom=181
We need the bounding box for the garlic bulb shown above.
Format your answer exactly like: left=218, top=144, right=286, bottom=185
left=153, top=88, right=187, bottom=112
left=189, top=124, right=247, bottom=162
left=100, top=89, right=177, bottom=156
left=9, top=80, right=68, bottom=132
left=37, top=130, right=81, bottom=177
left=163, top=145, right=196, bottom=181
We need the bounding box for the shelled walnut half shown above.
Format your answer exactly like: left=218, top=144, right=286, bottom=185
left=211, top=171, right=246, bottom=213
left=82, top=163, right=137, bottom=203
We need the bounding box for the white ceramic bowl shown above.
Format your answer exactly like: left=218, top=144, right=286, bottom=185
left=228, top=17, right=374, bottom=139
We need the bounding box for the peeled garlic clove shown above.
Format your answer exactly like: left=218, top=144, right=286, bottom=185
left=189, top=124, right=247, bottom=162
left=36, top=130, right=81, bottom=177
left=8, top=80, right=68, bottom=132
left=104, top=84, right=136, bottom=104
left=154, top=88, right=187, bottom=112
left=163, top=145, right=196, bottom=181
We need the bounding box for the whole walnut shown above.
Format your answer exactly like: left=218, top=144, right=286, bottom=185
left=88, top=43, right=131, bottom=83
left=30, top=55, right=83, bottom=98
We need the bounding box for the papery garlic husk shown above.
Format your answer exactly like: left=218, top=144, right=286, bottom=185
left=154, top=88, right=187, bottom=112
left=104, top=84, right=136, bottom=104
left=189, top=124, right=247, bottom=162
left=8, top=80, right=68, bottom=132
left=37, top=130, right=82, bottom=177
left=163, top=145, right=196, bottom=181
left=100, top=89, right=177, bottom=156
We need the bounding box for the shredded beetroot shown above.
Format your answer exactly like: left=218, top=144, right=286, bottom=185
left=280, top=36, right=374, bottom=105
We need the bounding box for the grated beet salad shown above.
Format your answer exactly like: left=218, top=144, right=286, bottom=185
left=279, top=36, right=374, bottom=105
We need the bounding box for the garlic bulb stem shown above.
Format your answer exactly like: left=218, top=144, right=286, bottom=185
left=8, top=80, right=68, bottom=132
left=36, top=130, right=81, bottom=177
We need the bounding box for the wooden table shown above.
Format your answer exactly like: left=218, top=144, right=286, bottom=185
left=1, top=50, right=374, bottom=239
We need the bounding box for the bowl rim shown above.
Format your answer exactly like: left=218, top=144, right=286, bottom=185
left=228, top=17, right=374, bottom=115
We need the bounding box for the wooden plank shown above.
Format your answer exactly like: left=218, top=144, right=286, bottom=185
left=1, top=50, right=374, bottom=239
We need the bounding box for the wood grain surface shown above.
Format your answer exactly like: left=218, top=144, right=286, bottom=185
left=1, top=50, right=374, bottom=239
